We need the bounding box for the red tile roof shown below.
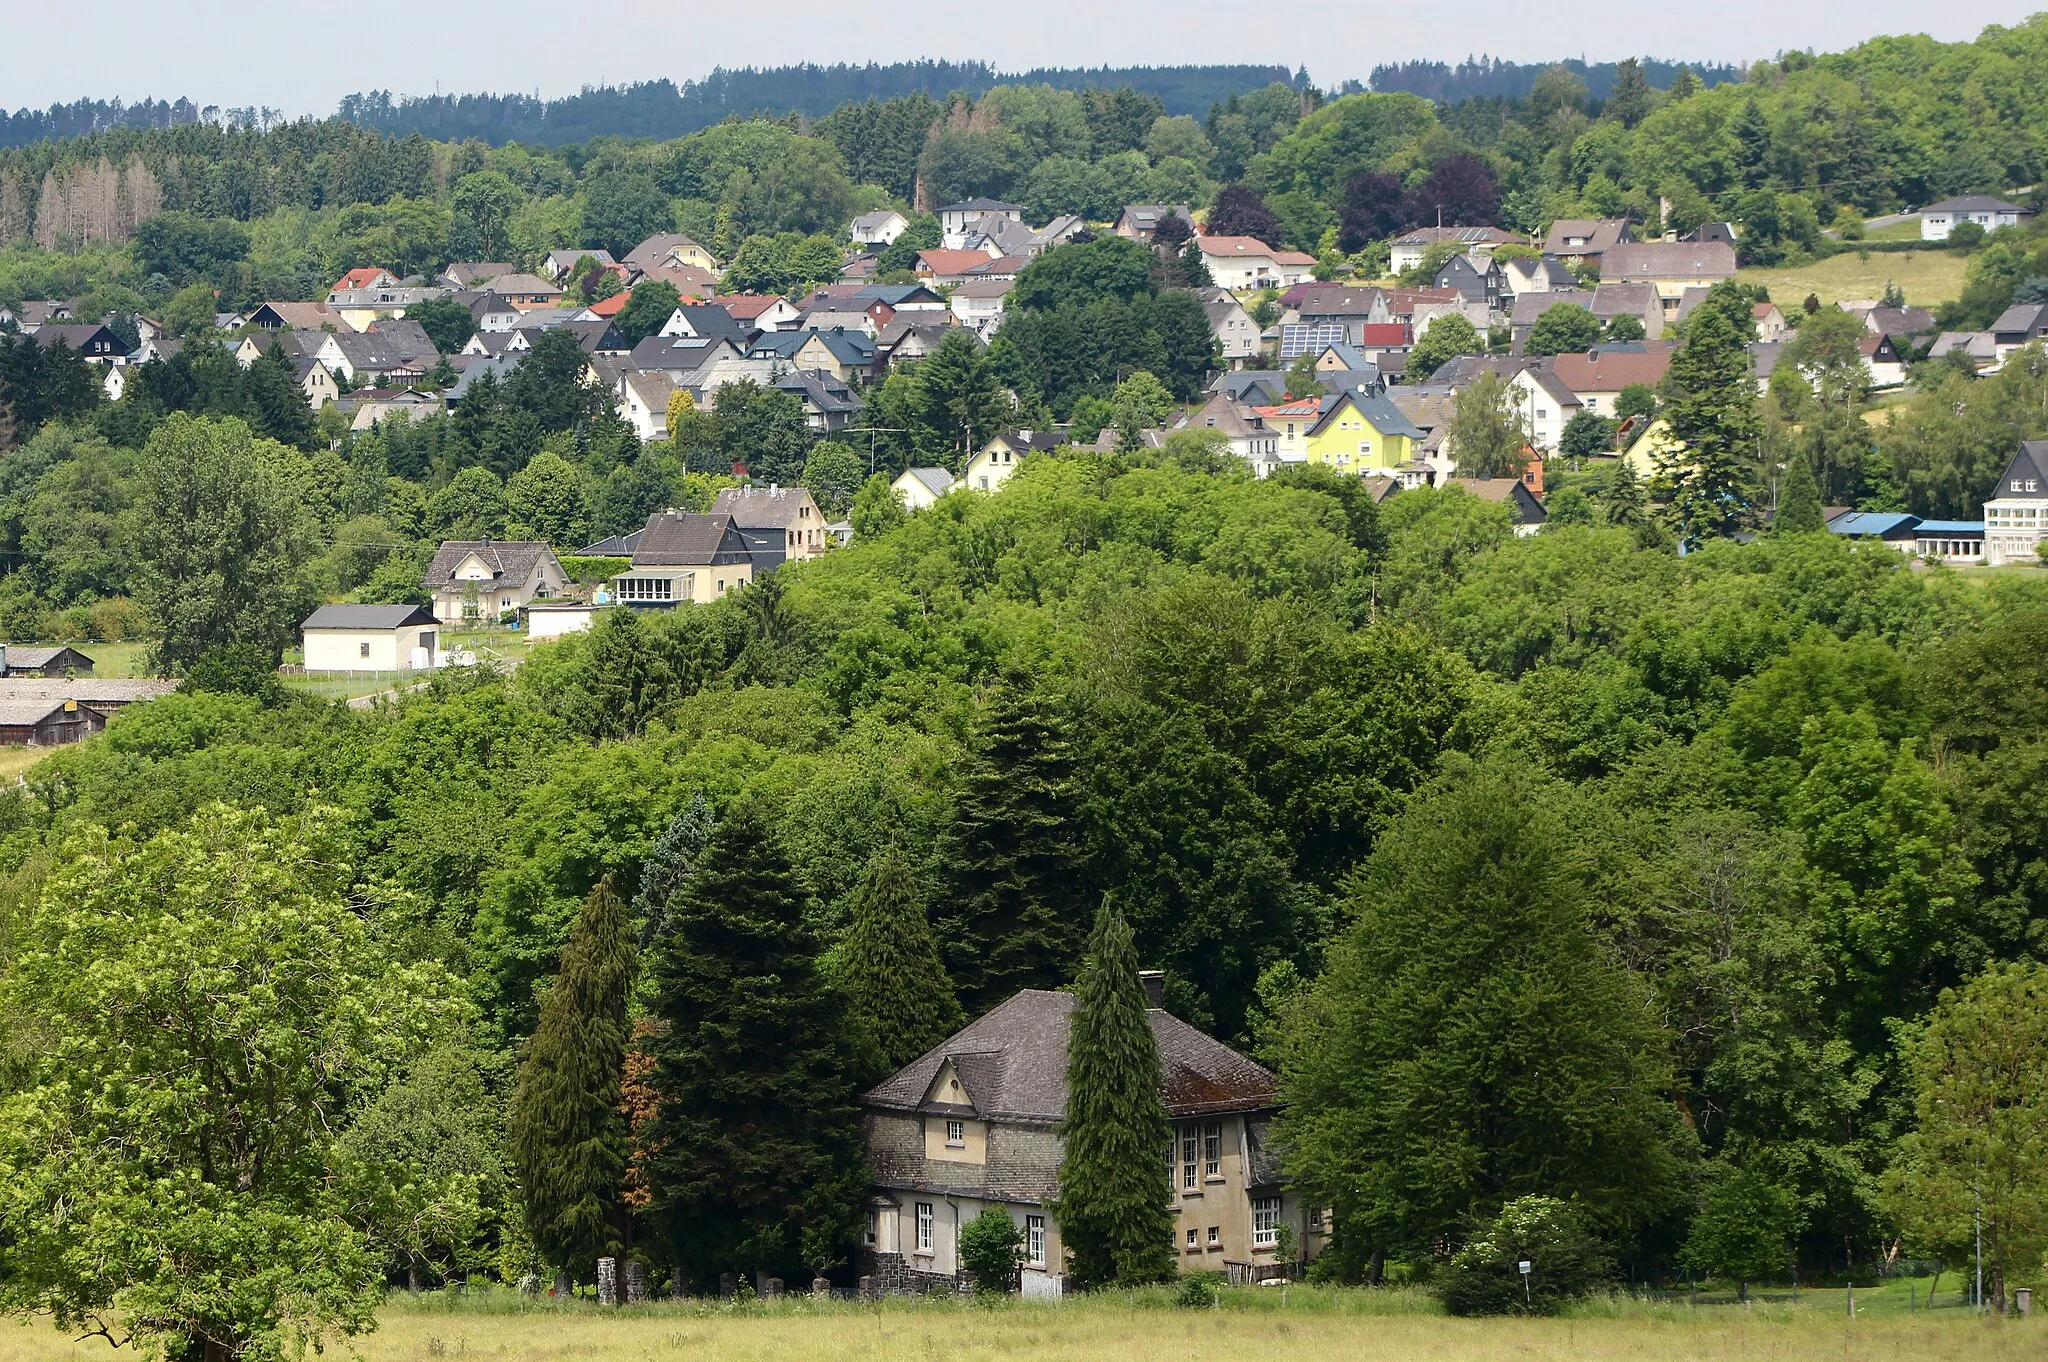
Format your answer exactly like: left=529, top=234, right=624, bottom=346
left=332, top=266, right=392, bottom=291
left=1361, top=322, right=1412, bottom=346
left=586, top=291, right=632, bottom=317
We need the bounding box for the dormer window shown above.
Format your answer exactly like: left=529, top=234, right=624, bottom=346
left=945, top=1119, right=965, bottom=1146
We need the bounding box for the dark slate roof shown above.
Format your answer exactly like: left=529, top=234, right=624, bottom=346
left=775, top=368, right=864, bottom=415
left=629, top=511, right=752, bottom=567
left=855, top=284, right=946, bottom=307
left=1995, top=441, right=2048, bottom=497
left=626, top=335, right=729, bottom=371
left=1210, top=370, right=1289, bottom=405
left=938, top=198, right=1023, bottom=213
left=577, top=529, right=643, bottom=556
left=671, top=304, right=748, bottom=345
left=859, top=989, right=1279, bottom=1124
left=1923, top=196, right=2029, bottom=213
left=422, top=540, right=557, bottom=593
left=711, top=485, right=818, bottom=530
left=302, top=604, right=438, bottom=629
left=751, top=327, right=875, bottom=365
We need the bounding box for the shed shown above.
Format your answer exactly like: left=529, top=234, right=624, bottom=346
left=0, top=645, right=95, bottom=677
left=300, top=604, right=440, bottom=672
left=0, top=696, right=103, bottom=747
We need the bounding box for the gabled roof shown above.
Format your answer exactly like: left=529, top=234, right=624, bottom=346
left=624, top=233, right=713, bottom=271
left=1296, top=286, right=1385, bottom=318
left=625, top=335, right=732, bottom=371
left=422, top=540, right=558, bottom=593
left=897, top=467, right=955, bottom=497
left=302, top=604, right=437, bottom=630
left=1542, top=218, right=1632, bottom=254
left=752, top=327, right=874, bottom=365
left=1922, top=196, right=2029, bottom=213
left=859, top=989, right=1278, bottom=1123
left=1445, top=477, right=1548, bottom=524
left=711, top=484, right=820, bottom=529
left=32, top=323, right=120, bottom=351
left=1548, top=345, right=1674, bottom=394
left=1310, top=388, right=1424, bottom=440
left=630, top=511, right=752, bottom=567
left=936, top=198, right=1022, bottom=213
left=916, top=248, right=1001, bottom=277
left=669, top=304, right=748, bottom=345
left=1992, top=442, right=2048, bottom=498
left=1196, top=234, right=1284, bottom=258
left=711, top=294, right=792, bottom=320
left=332, top=266, right=394, bottom=291
left=248, top=300, right=342, bottom=329
left=1602, top=242, right=1737, bottom=281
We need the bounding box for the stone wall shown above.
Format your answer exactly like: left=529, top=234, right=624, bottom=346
left=859, top=1249, right=964, bottom=1297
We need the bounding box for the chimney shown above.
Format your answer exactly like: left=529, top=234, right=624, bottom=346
left=1138, top=970, right=1165, bottom=1009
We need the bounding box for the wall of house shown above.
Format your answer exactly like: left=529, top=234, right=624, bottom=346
left=303, top=626, right=436, bottom=672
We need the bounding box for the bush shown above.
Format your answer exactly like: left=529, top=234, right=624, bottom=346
left=1434, top=1196, right=1608, bottom=1316
left=559, top=555, right=632, bottom=583
left=958, top=1208, right=1024, bottom=1296
left=1175, top=1273, right=1220, bottom=1308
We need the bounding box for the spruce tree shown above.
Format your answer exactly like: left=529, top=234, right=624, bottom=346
left=1774, top=451, right=1825, bottom=532
left=938, top=673, right=1093, bottom=1014
left=507, top=876, right=636, bottom=1282
left=643, top=803, right=866, bottom=1288
left=634, top=795, right=715, bottom=946
left=1662, top=284, right=1760, bottom=543
left=830, top=842, right=965, bottom=1080
left=1055, top=902, right=1175, bottom=1289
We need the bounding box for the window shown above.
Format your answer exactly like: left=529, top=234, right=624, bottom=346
left=915, top=1202, right=934, bottom=1253
left=1181, top=1130, right=1199, bottom=1190
left=1203, top=1123, right=1222, bottom=1178
left=1308, top=1208, right=1324, bottom=1232
left=1026, top=1215, right=1045, bottom=1266
left=613, top=576, right=674, bottom=602
left=359, top=641, right=371, bottom=658
left=1207, top=1225, right=1221, bottom=1248
left=1186, top=1228, right=1199, bottom=1251
left=1253, top=1197, right=1281, bottom=1248
left=945, top=1119, right=965, bottom=1147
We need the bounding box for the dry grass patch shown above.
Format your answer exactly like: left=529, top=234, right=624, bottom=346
left=3, top=1287, right=2039, bottom=1362
left=1738, top=249, right=1968, bottom=309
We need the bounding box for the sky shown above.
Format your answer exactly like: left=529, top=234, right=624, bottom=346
left=0, top=0, right=2035, bottom=116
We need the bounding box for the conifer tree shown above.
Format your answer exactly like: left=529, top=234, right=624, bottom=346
left=1661, top=283, right=1760, bottom=542
left=939, top=673, right=1093, bottom=1014
left=831, top=842, right=965, bottom=1079
left=1774, top=451, right=1825, bottom=532
left=634, top=795, right=715, bottom=946
left=1055, top=902, right=1175, bottom=1289
left=508, top=875, right=636, bottom=1283
left=642, top=803, right=866, bottom=1288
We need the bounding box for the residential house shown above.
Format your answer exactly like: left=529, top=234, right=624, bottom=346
left=959, top=214, right=1036, bottom=258
left=1444, top=477, right=1549, bottom=535
left=712, top=294, right=801, bottom=332
left=346, top=390, right=443, bottom=431
left=1600, top=243, right=1738, bottom=319
left=1859, top=304, right=1938, bottom=348
left=1928, top=331, right=1999, bottom=371
left=1427, top=354, right=1582, bottom=453
left=1547, top=344, right=1675, bottom=417
left=747, top=327, right=875, bottom=384
left=611, top=510, right=755, bottom=605
left=244, top=299, right=344, bottom=331
left=859, top=983, right=1322, bottom=1294
left=1984, top=441, right=2048, bottom=565
left=950, top=278, right=1015, bottom=335
left=1499, top=253, right=1579, bottom=300
left=1195, top=235, right=1317, bottom=291
left=632, top=261, right=721, bottom=299
left=965, top=430, right=1062, bottom=493
left=0, top=299, right=73, bottom=330
left=1385, top=286, right=1483, bottom=334
left=1990, top=302, right=2048, bottom=362
left=891, top=467, right=956, bottom=511
left=916, top=248, right=1002, bottom=287
left=1753, top=301, right=1789, bottom=344
left=1541, top=218, right=1634, bottom=262
left=1919, top=196, right=2032, bottom=242
left=331, top=267, right=398, bottom=293
left=1299, top=388, right=1426, bottom=477
left=1025, top=215, right=1088, bottom=256
left=1430, top=252, right=1507, bottom=314
left=324, top=286, right=445, bottom=330
left=295, top=355, right=339, bottom=408
left=774, top=369, right=864, bottom=433
left=849, top=210, right=911, bottom=247
left=1290, top=286, right=1390, bottom=345
left=625, top=233, right=719, bottom=276
left=541, top=247, right=615, bottom=281
left=658, top=303, right=751, bottom=347
left=873, top=317, right=958, bottom=376
left=1590, top=282, right=1665, bottom=339
left=800, top=309, right=880, bottom=337
left=1859, top=334, right=1908, bottom=389
left=937, top=199, right=1023, bottom=248
left=299, top=604, right=439, bottom=672
left=711, top=484, right=828, bottom=569
left=489, top=274, right=566, bottom=310
left=1194, top=286, right=1260, bottom=363
left=32, top=323, right=123, bottom=360
left=963, top=253, right=1033, bottom=283
left=461, top=290, right=523, bottom=333
left=856, top=283, right=948, bottom=312
left=312, top=322, right=439, bottom=384
left=1113, top=205, right=1196, bottom=243
left=1507, top=290, right=1587, bottom=353
left=1172, top=393, right=1280, bottom=471
left=421, top=540, right=567, bottom=625
left=442, top=262, right=516, bottom=288
left=615, top=368, right=693, bottom=441
left=1389, top=225, right=1517, bottom=273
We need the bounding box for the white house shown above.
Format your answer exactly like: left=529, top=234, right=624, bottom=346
left=849, top=210, right=910, bottom=246
left=892, top=467, right=955, bottom=510
left=1984, top=441, right=2048, bottom=566
left=1195, top=236, right=1317, bottom=291
left=937, top=198, right=1023, bottom=249
left=1389, top=226, right=1517, bottom=273
left=964, top=430, right=1062, bottom=493
left=300, top=604, right=440, bottom=672
left=1194, top=286, right=1261, bottom=363
left=1919, top=196, right=2032, bottom=242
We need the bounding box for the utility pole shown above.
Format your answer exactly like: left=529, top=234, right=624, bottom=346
left=1975, top=1184, right=1984, bottom=1314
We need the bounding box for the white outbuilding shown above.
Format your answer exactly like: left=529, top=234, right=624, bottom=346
left=300, top=604, right=441, bottom=672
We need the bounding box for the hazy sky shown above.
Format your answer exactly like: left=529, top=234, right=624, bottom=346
left=0, top=0, right=2033, bottom=115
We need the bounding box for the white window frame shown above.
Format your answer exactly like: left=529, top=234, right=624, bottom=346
left=1253, top=1197, right=1281, bottom=1248
left=1026, top=1214, right=1046, bottom=1267
left=915, top=1202, right=934, bottom=1254
left=945, top=1118, right=965, bottom=1147
left=1181, top=1130, right=1199, bottom=1190
left=1203, top=1122, right=1222, bottom=1179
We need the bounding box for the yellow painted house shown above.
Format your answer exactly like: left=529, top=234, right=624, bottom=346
left=1621, top=417, right=1686, bottom=479
left=1256, top=389, right=1424, bottom=475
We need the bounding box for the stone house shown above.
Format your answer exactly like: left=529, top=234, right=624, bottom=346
left=858, top=985, right=1324, bottom=1295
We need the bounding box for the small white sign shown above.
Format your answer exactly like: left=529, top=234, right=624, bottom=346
left=1518, top=1260, right=1532, bottom=1276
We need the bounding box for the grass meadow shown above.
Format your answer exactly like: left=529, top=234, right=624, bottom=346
left=1738, top=247, right=1967, bottom=309
left=2, top=1281, right=2038, bottom=1362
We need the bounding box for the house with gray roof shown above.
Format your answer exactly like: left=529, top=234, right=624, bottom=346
left=612, top=511, right=755, bottom=606
left=1985, top=441, right=2048, bottom=565
left=858, top=984, right=1324, bottom=1294
left=421, top=540, right=567, bottom=625
left=890, top=466, right=956, bottom=511
left=711, top=484, right=829, bottom=568
left=299, top=604, right=441, bottom=672
left=1919, top=195, right=2032, bottom=242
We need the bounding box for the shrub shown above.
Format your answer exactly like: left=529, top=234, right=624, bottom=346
left=1175, top=1273, right=1219, bottom=1307
left=958, top=1208, right=1025, bottom=1296
left=1434, top=1196, right=1608, bottom=1316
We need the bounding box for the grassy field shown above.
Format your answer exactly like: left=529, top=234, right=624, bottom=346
left=1738, top=248, right=1967, bottom=309
left=2, top=1283, right=2036, bottom=1362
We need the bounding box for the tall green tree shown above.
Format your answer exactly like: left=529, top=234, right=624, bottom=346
left=507, top=876, right=637, bottom=1283
left=611, top=279, right=683, bottom=348
left=1054, top=902, right=1176, bottom=1289
left=0, top=805, right=461, bottom=1362
left=938, top=673, right=1094, bottom=1013
left=1525, top=303, right=1602, bottom=357
left=1279, top=756, right=1684, bottom=1271
left=133, top=413, right=314, bottom=673
left=1660, top=283, right=1760, bottom=542
left=829, top=842, right=965, bottom=1079
left=1446, top=370, right=1528, bottom=478
left=1406, top=312, right=1481, bottom=380
left=916, top=330, right=1013, bottom=462
left=1775, top=450, right=1825, bottom=531
left=642, top=803, right=866, bottom=1288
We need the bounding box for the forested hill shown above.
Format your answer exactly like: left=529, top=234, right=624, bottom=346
left=1369, top=56, right=1740, bottom=101
left=335, top=63, right=1305, bottom=146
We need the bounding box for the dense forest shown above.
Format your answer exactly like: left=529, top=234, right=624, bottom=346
left=1367, top=55, right=1740, bottom=102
